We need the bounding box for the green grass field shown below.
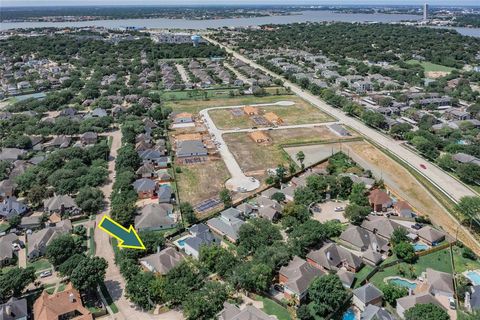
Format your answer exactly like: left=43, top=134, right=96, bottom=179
left=255, top=296, right=291, bottom=320
left=406, top=60, right=456, bottom=73
left=369, top=248, right=453, bottom=288
left=452, top=246, right=480, bottom=273
left=29, top=258, right=52, bottom=272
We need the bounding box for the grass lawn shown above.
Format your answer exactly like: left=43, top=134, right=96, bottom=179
left=354, top=265, right=374, bottom=288
left=406, top=60, right=456, bottom=73
left=28, top=258, right=52, bottom=272
left=99, top=282, right=119, bottom=313
left=208, top=96, right=334, bottom=130
left=176, top=160, right=230, bottom=207
left=57, top=283, right=66, bottom=292
left=89, top=227, right=95, bottom=256
left=369, top=248, right=453, bottom=288
left=452, top=246, right=480, bottom=273
left=165, top=94, right=296, bottom=114
left=255, top=296, right=291, bottom=320
left=0, top=222, right=10, bottom=233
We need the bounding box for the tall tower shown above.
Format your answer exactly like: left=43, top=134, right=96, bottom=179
left=423, top=3, right=429, bottom=21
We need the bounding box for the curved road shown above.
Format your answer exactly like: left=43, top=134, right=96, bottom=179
left=205, top=36, right=477, bottom=203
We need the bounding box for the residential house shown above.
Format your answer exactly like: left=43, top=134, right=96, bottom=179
left=27, top=221, right=72, bottom=260
left=361, top=304, right=395, bottom=320
left=453, top=153, right=480, bottom=166
left=80, top=132, right=98, bottom=145
left=0, top=298, right=28, bottom=320
left=417, top=226, right=446, bottom=246
left=218, top=302, right=275, bottom=320
left=393, top=201, right=414, bottom=218
left=0, top=197, right=28, bottom=220
left=0, top=234, right=21, bottom=267
left=307, top=243, right=363, bottom=272
left=258, top=206, right=280, bottom=222
left=184, top=223, right=218, bottom=259
left=465, top=285, right=480, bottom=312
left=206, top=208, right=245, bottom=243
left=43, top=135, right=71, bottom=149
left=19, top=216, right=42, bottom=230
left=176, top=140, right=208, bottom=158
left=136, top=163, right=157, bottom=179
left=33, top=283, right=93, bottom=320
left=396, top=292, right=444, bottom=319
left=368, top=189, right=392, bottom=212
left=0, top=148, right=26, bottom=162
left=279, top=256, right=324, bottom=303
left=135, top=203, right=175, bottom=231
left=339, top=225, right=388, bottom=266
left=353, top=283, right=383, bottom=311
left=337, top=269, right=355, bottom=289
left=444, top=109, right=471, bottom=121
left=361, top=216, right=407, bottom=240
left=133, top=178, right=157, bottom=199
left=43, top=195, right=79, bottom=215
left=158, top=184, right=172, bottom=204
left=426, top=268, right=454, bottom=298
left=139, top=149, right=167, bottom=167
left=87, top=108, right=108, bottom=118
left=140, top=247, right=184, bottom=275
left=0, top=180, right=15, bottom=199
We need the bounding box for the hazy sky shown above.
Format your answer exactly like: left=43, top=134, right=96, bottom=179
left=2, top=0, right=480, bottom=7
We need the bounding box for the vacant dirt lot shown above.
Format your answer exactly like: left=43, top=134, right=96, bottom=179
left=223, top=126, right=357, bottom=180
left=209, top=96, right=334, bottom=130
left=175, top=160, right=230, bottom=206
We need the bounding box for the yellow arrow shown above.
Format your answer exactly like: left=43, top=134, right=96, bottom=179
left=98, top=215, right=145, bottom=250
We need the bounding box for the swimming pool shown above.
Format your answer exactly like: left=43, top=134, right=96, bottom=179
left=388, top=278, right=417, bottom=289
left=412, top=243, right=428, bottom=251
left=177, top=239, right=186, bottom=248
left=466, top=271, right=480, bottom=286
left=342, top=308, right=356, bottom=320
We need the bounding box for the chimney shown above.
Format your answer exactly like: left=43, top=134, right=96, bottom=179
left=327, top=251, right=332, bottom=261
left=68, top=293, right=75, bottom=303
left=5, top=305, right=12, bottom=316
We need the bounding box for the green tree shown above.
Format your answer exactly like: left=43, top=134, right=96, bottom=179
left=7, top=215, right=21, bottom=228
left=275, top=164, right=287, bottom=183
left=0, top=267, right=36, bottom=303
left=404, top=303, right=449, bottom=320
left=58, top=254, right=87, bottom=277
left=219, top=188, right=232, bottom=208
left=180, top=202, right=197, bottom=225
left=182, top=282, right=229, bottom=320
left=296, top=151, right=306, bottom=169
left=70, top=256, right=108, bottom=292
left=271, top=192, right=286, bottom=203
left=344, top=203, right=370, bottom=225
left=349, top=183, right=369, bottom=207
left=46, top=234, right=83, bottom=267
left=456, top=196, right=480, bottom=228
left=436, top=154, right=457, bottom=171
left=238, top=218, right=282, bottom=255
left=125, top=271, right=158, bottom=310
left=229, top=261, right=273, bottom=292
left=393, top=241, right=417, bottom=263
left=380, top=283, right=408, bottom=306
left=76, top=187, right=104, bottom=214
left=308, top=275, right=349, bottom=318
left=138, top=231, right=165, bottom=254
left=199, top=245, right=238, bottom=278
left=391, top=227, right=409, bottom=246
left=337, top=176, right=353, bottom=199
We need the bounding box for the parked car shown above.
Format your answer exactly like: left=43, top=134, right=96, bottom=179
left=449, top=297, right=456, bottom=310
left=334, top=206, right=344, bottom=212
left=411, top=223, right=423, bottom=230
left=273, top=284, right=284, bottom=292
left=40, top=270, right=52, bottom=278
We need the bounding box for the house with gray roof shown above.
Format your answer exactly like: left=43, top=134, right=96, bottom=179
left=218, top=302, right=275, bottom=320
left=361, top=216, right=407, bottom=240
left=0, top=180, right=15, bottom=199
left=279, top=256, right=324, bottom=304
left=184, top=225, right=218, bottom=259
left=207, top=208, right=244, bottom=243
left=453, top=153, right=480, bottom=166
left=340, top=225, right=389, bottom=253
left=132, top=178, right=157, bottom=199
left=27, top=223, right=72, bottom=260
left=139, top=149, right=167, bottom=167
left=43, top=135, right=71, bottom=149
left=307, top=243, right=363, bottom=272
left=396, top=292, right=444, bottom=319
left=417, top=226, right=446, bottom=246
left=0, top=234, right=21, bottom=267
left=43, top=195, right=79, bottom=215
left=86, top=108, right=108, bottom=118
left=136, top=163, right=157, bottom=178
left=0, top=149, right=26, bottom=162
left=353, top=283, right=383, bottom=311
left=80, top=132, right=98, bottom=145
left=0, top=297, right=28, bottom=320
left=426, top=268, right=454, bottom=297
left=0, top=197, right=28, bottom=219
left=135, top=203, right=175, bottom=231
left=176, top=140, right=208, bottom=158
left=140, top=247, right=184, bottom=275
left=158, top=184, right=172, bottom=204
left=466, top=285, right=480, bottom=312
left=19, top=216, right=42, bottom=230
left=361, top=304, right=395, bottom=320
left=337, top=269, right=355, bottom=289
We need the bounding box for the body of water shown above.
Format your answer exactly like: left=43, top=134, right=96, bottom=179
left=1, top=11, right=478, bottom=38
left=0, top=10, right=422, bottom=30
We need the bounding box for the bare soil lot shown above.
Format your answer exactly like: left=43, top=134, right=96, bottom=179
left=209, top=96, right=334, bottom=130
left=175, top=160, right=230, bottom=206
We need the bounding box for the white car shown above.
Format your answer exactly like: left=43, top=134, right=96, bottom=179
left=334, top=206, right=344, bottom=212
left=40, top=270, right=52, bottom=278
